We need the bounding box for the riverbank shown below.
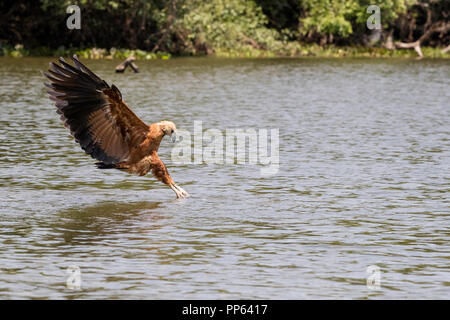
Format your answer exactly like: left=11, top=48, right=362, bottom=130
left=1, top=44, right=449, bottom=59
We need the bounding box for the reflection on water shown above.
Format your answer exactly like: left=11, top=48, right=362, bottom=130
left=0, top=57, right=449, bottom=299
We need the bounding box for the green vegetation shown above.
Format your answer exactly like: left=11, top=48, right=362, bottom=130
left=1, top=0, right=448, bottom=58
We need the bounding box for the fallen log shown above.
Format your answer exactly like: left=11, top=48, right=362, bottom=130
left=442, top=44, right=450, bottom=54
left=395, top=40, right=423, bottom=59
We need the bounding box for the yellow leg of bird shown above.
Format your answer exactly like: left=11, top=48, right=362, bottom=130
left=170, top=183, right=190, bottom=199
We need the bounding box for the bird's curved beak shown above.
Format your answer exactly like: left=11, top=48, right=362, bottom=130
left=171, top=130, right=177, bottom=143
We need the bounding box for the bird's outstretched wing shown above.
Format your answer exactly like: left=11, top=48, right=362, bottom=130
left=44, top=55, right=149, bottom=164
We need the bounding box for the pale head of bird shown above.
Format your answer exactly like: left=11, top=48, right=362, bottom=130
left=158, top=120, right=177, bottom=143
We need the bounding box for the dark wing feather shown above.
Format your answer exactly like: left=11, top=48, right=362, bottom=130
left=43, top=55, right=149, bottom=164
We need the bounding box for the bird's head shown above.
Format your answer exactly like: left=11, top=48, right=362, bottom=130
left=158, top=120, right=177, bottom=143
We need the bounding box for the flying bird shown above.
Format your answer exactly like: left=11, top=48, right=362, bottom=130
left=43, top=55, right=189, bottom=199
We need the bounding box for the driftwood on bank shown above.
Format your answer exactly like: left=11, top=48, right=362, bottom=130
left=384, top=30, right=395, bottom=50
left=115, top=56, right=139, bottom=73
left=394, top=21, right=450, bottom=59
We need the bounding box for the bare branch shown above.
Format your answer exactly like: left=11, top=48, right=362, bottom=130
left=395, top=22, right=450, bottom=59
